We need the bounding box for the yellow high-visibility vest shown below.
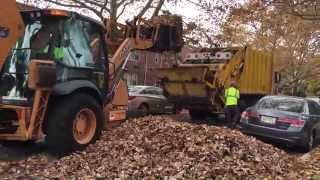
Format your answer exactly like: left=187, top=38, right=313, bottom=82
left=53, top=47, right=64, bottom=60
left=225, top=87, right=240, bottom=106
left=33, top=46, right=64, bottom=60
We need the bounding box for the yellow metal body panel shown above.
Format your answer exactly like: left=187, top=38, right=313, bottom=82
left=158, top=67, right=209, bottom=97
left=109, top=110, right=127, bottom=122
left=158, top=66, right=208, bottom=82
left=163, top=82, right=207, bottom=97
left=239, top=48, right=273, bottom=94
left=216, top=49, right=245, bottom=87
left=216, top=47, right=273, bottom=95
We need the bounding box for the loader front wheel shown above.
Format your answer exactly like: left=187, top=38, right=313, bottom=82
left=72, top=108, right=97, bottom=145
left=45, top=93, right=103, bottom=155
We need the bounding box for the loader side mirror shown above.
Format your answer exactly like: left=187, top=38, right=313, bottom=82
left=28, top=60, right=56, bottom=90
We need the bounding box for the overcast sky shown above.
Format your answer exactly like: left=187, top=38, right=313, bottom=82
left=17, top=0, right=202, bottom=22
left=16, top=0, right=232, bottom=46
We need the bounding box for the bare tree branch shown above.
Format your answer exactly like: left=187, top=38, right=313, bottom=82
left=116, top=1, right=132, bottom=19
left=136, top=0, right=154, bottom=18
left=152, top=0, right=165, bottom=17
left=273, top=0, right=320, bottom=20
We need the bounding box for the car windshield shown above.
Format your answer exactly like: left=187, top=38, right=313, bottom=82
left=257, top=97, right=305, bottom=113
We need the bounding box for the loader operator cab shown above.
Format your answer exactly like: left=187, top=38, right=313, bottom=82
left=0, top=10, right=107, bottom=106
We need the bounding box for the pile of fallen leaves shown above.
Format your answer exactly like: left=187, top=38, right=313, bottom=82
left=0, top=116, right=314, bottom=179
left=294, top=148, right=320, bottom=179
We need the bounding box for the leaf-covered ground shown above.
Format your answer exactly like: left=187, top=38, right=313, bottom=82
left=0, top=115, right=319, bottom=179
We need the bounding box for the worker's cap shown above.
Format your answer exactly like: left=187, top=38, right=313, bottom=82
left=230, top=80, right=237, bottom=87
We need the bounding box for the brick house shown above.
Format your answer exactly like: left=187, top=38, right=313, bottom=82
left=124, top=51, right=174, bottom=87
left=123, top=47, right=193, bottom=87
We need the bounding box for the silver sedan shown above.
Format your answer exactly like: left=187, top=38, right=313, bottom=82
left=127, top=86, right=175, bottom=117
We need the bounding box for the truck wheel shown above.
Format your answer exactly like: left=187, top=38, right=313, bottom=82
left=239, top=100, right=247, bottom=113
left=45, top=93, right=103, bottom=155
left=189, top=110, right=207, bottom=120
left=173, top=107, right=182, bottom=114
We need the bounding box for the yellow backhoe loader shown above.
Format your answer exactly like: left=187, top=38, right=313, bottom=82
left=0, top=0, right=182, bottom=153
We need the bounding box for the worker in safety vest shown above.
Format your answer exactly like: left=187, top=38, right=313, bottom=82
left=224, top=81, right=240, bottom=129
left=31, top=27, right=64, bottom=61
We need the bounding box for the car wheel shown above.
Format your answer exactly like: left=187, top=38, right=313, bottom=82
left=138, top=104, right=149, bottom=117
left=303, top=131, right=315, bottom=152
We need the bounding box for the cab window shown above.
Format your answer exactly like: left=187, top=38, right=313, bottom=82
left=61, top=17, right=104, bottom=70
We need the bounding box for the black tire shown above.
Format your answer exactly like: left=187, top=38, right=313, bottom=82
left=189, top=110, right=207, bottom=120
left=45, top=93, right=104, bottom=155
left=209, top=113, right=219, bottom=119
left=172, top=108, right=181, bottom=114
left=0, top=140, right=36, bottom=147
left=138, top=103, right=149, bottom=117
left=239, top=100, right=247, bottom=113
left=302, top=131, right=315, bottom=153
left=172, top=105, right=182, bottom=114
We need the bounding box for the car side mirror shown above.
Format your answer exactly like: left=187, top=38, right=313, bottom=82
left=28, top=60, right=56, bottom=90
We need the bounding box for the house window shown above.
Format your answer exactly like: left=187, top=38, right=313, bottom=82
left=130, top=53, right=139, bottom=61
left=132, top=73, right=138, bottom=85
left=125, top=73, right=138, bottom=86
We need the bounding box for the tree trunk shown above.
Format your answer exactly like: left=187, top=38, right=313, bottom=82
left=109, top=0, right=119, bottom=40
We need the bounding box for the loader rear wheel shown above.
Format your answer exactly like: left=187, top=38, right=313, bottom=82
left=45, top=93, right=103, bottom=155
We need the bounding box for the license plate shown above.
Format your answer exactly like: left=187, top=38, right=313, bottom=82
left=261, top=116, right=276, bottom=124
